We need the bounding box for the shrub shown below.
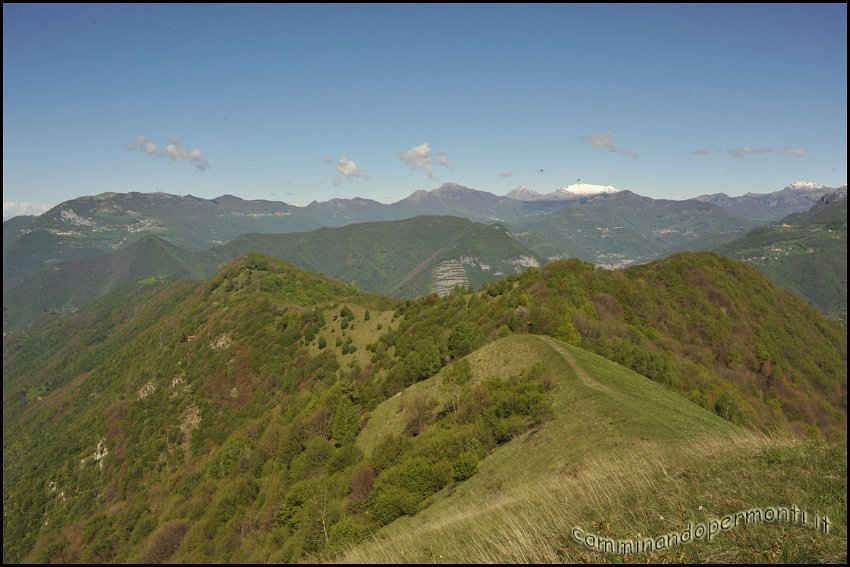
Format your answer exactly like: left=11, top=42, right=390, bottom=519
left=452, top=451, right=479, bottom=482
left=350, top=465, right=376, bottom=501
left=378, top=457, right=451, bottom=497
left=142, top=520, right=191, bottom=564
left=368, top=486, right=417, bottom=525
left=369, top=434, right=411, bottom=473
left=403, top=394, right=434, bottom=436
left=328, top=516, right=372, bottom=550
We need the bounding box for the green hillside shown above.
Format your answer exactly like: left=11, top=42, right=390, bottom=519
left=4, top=216, right=540, bottom=330
left=3, top=253, right=846, bottom=563
left=2, top=236, right=209, bottom=330
left=211, top=216, right=540, bottom=297
left=716, top=193, right=847, bottom=320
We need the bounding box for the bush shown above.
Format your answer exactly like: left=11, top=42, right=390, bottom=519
left=350, top=465, right=376, bottom=501
left=142, top=520, right=191, bottom=564
left=328, top=516, right=373, bottom=550
left=369, top=434, right=411, bottom=473
left=368, top=486, right=418, bottom=525
left=326, top=444, right=363, bottom=474
left=452, top=451, right=479, bottom=482
left=377, top=457, right=451, bottom=497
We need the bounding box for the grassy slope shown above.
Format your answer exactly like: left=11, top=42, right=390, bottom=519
left=341, top=335, right=846, bottom=563
left=307, top=303, right=399, bottom=372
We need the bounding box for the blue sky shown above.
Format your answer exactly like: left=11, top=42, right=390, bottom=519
left=3, top=3, right=847, bottom=218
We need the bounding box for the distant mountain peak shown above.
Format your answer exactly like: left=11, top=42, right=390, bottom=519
left=435, top=182, right=469, bottom=192
left=785, top=181, right=830, bottom=191
left=505, top=186, right=541, bottom=200
left=506, top=183, right=619, bottom=201
left=212, top=194, right=245, bottom=203
left=399, top=183, right=501, bottom=206
left=555, top=183, right=619, bottom=196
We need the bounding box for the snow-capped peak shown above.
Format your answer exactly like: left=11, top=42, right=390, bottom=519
left=785, top=181, right=830, bottom=191
left=505, top=186, right=541, bottom=200
left=555, top=183, right=619, bottom=196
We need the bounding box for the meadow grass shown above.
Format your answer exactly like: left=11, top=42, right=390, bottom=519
left=336, top=335, right=846, bottom=563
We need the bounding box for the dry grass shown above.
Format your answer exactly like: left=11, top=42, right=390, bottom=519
left=334, top=336, right=846, bottom=563
left=337, top=434, right=845, bottom=563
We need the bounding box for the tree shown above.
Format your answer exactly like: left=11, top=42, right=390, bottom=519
left=350, top=465, right=375, bottom=501
left=448, top=322, right=478, bottom=359
left=442, top=358, right=472, bottom=412
left=403, top=393, right=434, bottom=436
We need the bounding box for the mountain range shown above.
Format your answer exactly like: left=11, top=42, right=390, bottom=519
left=511, top=190, right=758, bottom=266
left=696, top=181, right=847, bottom=222
left=2, top=185, right=561, bottom=287
left=6, top=180, right=846, bottom=331
left=2, top=183, right=755, bottom=286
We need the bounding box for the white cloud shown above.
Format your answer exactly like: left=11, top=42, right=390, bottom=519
left=689, top=148, right=712, bottom=156
left=326, top=156, right=367, bottom=185
left=498, top=169, right=513, bottom=177
left=126, top=136, right=210, bottom=171
left=4, top=201, right=53, bottom=220
left=778, top=147, right=806, bottom=157
left=730, top=146, right=774, bottom=158
left=336, top=157, right=367, bottom=179
left=126, top=135, right=158, bottom=155
left=397, top=142, right=452, bottom=179
left=583, top=131, right=639, bottom=160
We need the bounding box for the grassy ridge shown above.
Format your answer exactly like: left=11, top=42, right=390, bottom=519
left=339, top=435, right=846, bottom=563
left=339, top=337, right=844, bottom=563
